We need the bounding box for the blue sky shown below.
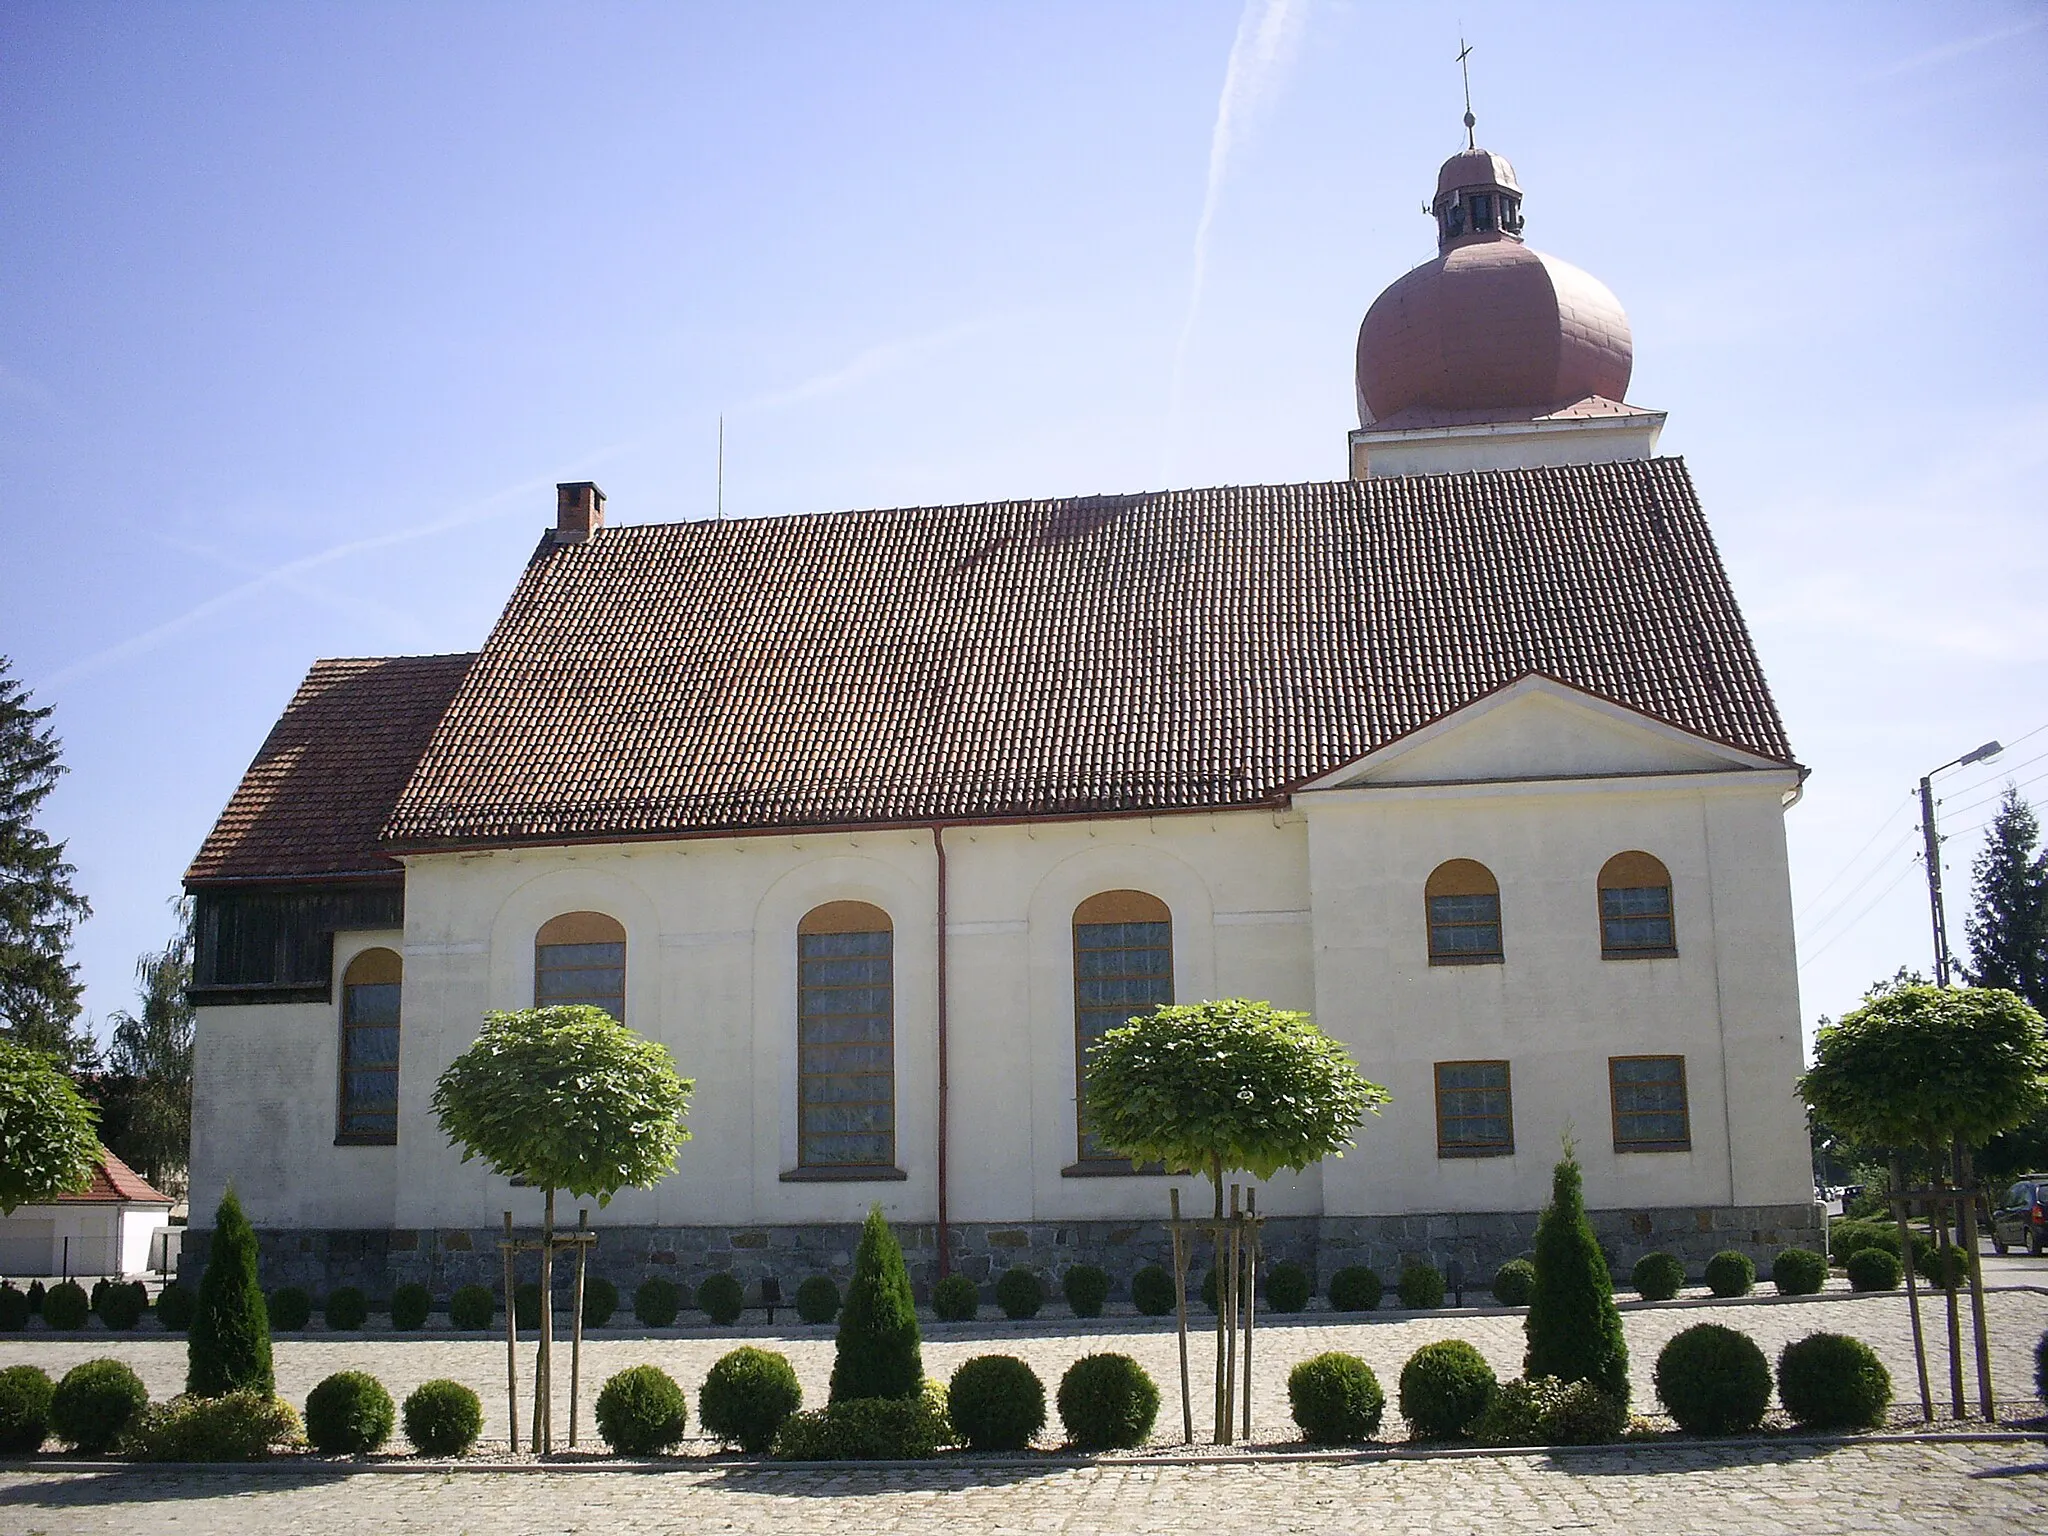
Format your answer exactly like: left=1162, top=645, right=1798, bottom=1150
left=3, top=1, right=2044, bottom=1044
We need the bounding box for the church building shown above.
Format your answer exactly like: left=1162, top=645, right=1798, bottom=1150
left=183, top=139, right=1820, bottom=1300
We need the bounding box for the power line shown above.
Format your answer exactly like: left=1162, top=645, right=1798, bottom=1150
left=1800, top=831, right=1920, bottom=944
left=1940, top=765, right=2048, bottom=823
left=1798, top=862, right=1919, bottom=971
left=1794, top=791, right=1916, bottom=922
left=1940, top=743, right=2048, bottom=807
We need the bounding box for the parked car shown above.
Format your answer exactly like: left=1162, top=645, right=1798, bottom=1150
left=1989, top=1176, right=2048, bottom=1255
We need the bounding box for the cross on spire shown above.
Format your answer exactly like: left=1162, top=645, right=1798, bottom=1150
left=1457, top=37, right=1476, bottom=149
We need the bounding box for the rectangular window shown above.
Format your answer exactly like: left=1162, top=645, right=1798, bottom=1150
left=340, top=981, right=401, bottom=1143
left=1610, top=1055, right=1690, bottom=1152
left=1434, top=1060, right=1513, bottom=1157
left=536, top=940, right=626, bottom=1019
left=1073, top=919, right=1173, bottom=1162
left=1428, top=893, right=1503, bottom=963
left=1601, top=886, right=1675, bottom=955
left=798, top=929, right=894, bottom=1167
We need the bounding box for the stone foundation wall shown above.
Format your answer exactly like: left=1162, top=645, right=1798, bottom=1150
left=180, top=1202, right=1821, bottom=1306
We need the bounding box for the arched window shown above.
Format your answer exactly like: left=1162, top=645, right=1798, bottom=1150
left=797, top=901, right=895, bottom=1169
left=1425, top=859, right=1503, bottom=964
left=339, top=948, right=401, bottom=1145
left=1073, top=890, right=1173, bottom=1163
left=1598, top=852, right=1676, bottom=957
left=535, top=912, right=626, bottom=1020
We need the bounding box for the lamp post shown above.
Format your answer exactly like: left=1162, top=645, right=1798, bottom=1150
left=1918, top=740, right=2002, bottom=984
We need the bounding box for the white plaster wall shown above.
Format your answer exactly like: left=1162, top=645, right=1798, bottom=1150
left=119, top=1208, right=172, bottom=1275
left=0, top=1205, right=158, bottom=1277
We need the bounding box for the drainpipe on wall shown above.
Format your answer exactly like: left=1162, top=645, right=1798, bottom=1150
left=932, top=825, right=952, bottom=1279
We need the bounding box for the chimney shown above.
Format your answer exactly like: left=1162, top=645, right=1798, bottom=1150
left=554, top=481, right=606, bottom=543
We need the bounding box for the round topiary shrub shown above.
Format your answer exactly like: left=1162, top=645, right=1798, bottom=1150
left=50, top=1358, right=149, bottom=1453
left=1632, top=1252, right=1686, bottom=1301
left=697, top=1272, right=745, bottom=1326
left=1266, top=1261, right=1312, bottom=1314
left=995, top=1267, right=1044, bottom=1321
left=1057, top=1353, right=1158, bottom=1450
left=324, top=1286, right=369, bottom=1331
left=402, top=1379, right=483, bottom=1457
left=267, top=1285, right=313, bottom=1332
left=948, top=1354, right=1046, bottom=1451
left=389, top=1283, right=431, bottom=1331
left=1287, top=1352, right=1385, bottom=1445
left=794, top=1275, right=840, bottom=1324
left=305, top=1370, right=395, bottom=1454
left=96, top=1282, right=144, bottom=1332
left=1777, top=1332, right=1891, bottom=1430
left=26, top=1280, right=45, bottom=1315
left=1130, top=1265, right=1175, bottom=1317
left=595, top=1364, right=689, bottom=1456
left=1062, top=1264, right=1110, bottom=1319
left=0, top=1284, right=29, bottom=1332
left=89, top=1279, right=110, bottom=1313
left=0, top=1364, right=54, bottom=1454
left=153, top=1284, right=196, bottom=1332
left=1704, top=1250, right=1756, bottom=1299
left=1490, top=1259, right=1535, bottom=1307
left=1654, top=1323, right=1771, bottom=1436
left=1772, top=1248, right=1827, bottom=1297
left=1397, top=1261, right=1445, bottom=1310
left=581, top=1275, right=619, bottom=1329
left=634, top=1276, right=680, bottom=1328
left=41, top=1280, right=89, bottom=1331
left=447, top=1284, right=494, bottom=1330
left=513, top=1281, right=544, bottom=1329
left=1846, top=1247, right=1902, bottom=1293
left=699, top=1346, right=803, bottom=1452
left=931, top=1273, right=977, bottom=1322
left=1328, top=1265, right=1383, bottom=1313
left=1397, top=1339, right=1497, bottom=1439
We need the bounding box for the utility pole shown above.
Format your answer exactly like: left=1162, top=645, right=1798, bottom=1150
left=1918, top=740, right=2003, bottom=985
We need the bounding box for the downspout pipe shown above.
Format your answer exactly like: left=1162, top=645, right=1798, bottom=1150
left=933, top=824, right=951, bottom=1279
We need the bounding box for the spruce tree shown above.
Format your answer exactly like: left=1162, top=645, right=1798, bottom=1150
left=187, top=1186, right=274, bottom=1397
left=828, top=1205, right=923, bottom=1404
left=0, top=659, right=92, bottom=1066
left=1524, top=1145, right=1629, bottom=1405
left=1964, top=789, right=2048, bottom=1014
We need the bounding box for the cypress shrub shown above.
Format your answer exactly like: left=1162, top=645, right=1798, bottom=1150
left=96, top=1282, right=144, bottom=1332
left=796, top=1275, right=841, bottom=1324
left=188, top=1187, right=274, bottom=1397
left=389, top=1282, right=431, bottom=1331
left=1491, top=1259, right=1536, bottom=1307
left=700, top=1346, right=803, bottom=1452
left=582, top=1276, right=619, bottom=1328
left=1397, top=1340, right=1496, bottom=1439
left=41, top=1280, right=89, bottom=1331
left=595, top=1365, right=689, bottom=1456
left=1655, top=1323, right=1771, bottom=1436
left=931, top=1273, right=977, bottom=1322
left=266, top=1286, right=312, bottom=1332
left=1265, top=1260, right=1312, bottom=1314
left=1704, top=1250, right=1755, bottom=1298
left=1631, top=1252, right=1686, bottom=1301
left=947, top=1354, right=1046, bottom=1451
left=1523, top=1153, right=1628, bottom=1405
left=1777, top=1333, right=1891, bottom=1430
left=50, top=1359, right=149, bottom=1453
left=697, top=1272, right=745, bottom=1325
left=26, top=1280, right=45, bottom=1314
left=448, top=1284, right=495, bottom=1330
left=829, top=1206, right=923, bottom=1405
left=1328, top=1266, right=1383, bottom=1312
left=1846, top=1247, right=1902, bottom=1292
left=323, top=1286, right=369, bottom=1331
left=0, top=1364, right=54, bottom=1453
left=154, top=1284, right=196, bottom=1331
left=1397, top=1261, right=1445, bottom=1310
left=1287, top=1352, right=1385, bottom=1444
left=1771, top=1248, right=1828, bottom=1297
left=0, top=1283, right=29, bottom=1332
left=1062, top=1264, right=1110, bottom=1318
left=995, top=1267, right=1044, bottom=1320
left=1056, top=1353, right=1159, bottom=1449
left=634, top=1276, right=681, bottom=1328
left=305, top=1370, right=395, bottom=1454
left=1130, top=1264, right=1175, bottom=1317
left=403, top=1379, right=483, bottom=1457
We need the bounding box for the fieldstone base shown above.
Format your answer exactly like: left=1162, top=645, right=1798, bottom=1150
left=179, top=1202, right=1821, bottom=1305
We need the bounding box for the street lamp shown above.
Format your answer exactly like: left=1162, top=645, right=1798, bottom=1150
left=1918, top=740, right=2003, bottom=985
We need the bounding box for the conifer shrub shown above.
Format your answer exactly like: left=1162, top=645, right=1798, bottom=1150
left=697, top=1272, right=745, bottom=1325
left=513, top=1281, right=543, bottom=1329
left=90, top=1278, right=111, bottom=1313
left=582, top=1276, right=619, bottom=1328
left=1199, top=1267, right=1219, bottom=1311
left=1287, top=1352, right=1385, bottom=1444
left=634, top=1276, right=680, bottom=1328
left=189, top=1188, right=274, bottom=1397
left=1265, top=1260, right=1312, bottom=1314
left=1845, top=1247, right=1902, bottom=1292
left=402, top=1379, right=483, bottom=1457
left=1397, top=1340, right=1496, bottom=1439
left=1524, top=1152, right=1628, bottom=1404
left=1704, top=1250, right=1755, bottom=1298
left=154, top=1284, right=196, bottom=1332
left=1777, top=1332, right=1891, bottom=1430
left=1062, top=1264, right=1110, bottom=1318
left=1537, top=1379, right=1628, bottom=1444
left=129, top=1392, right=303, bottom=1461
left=796, top=1275, right=841, bottom=1324
left=1056, top=1353, right=1159, bottom=1449
left=594, top=1365, right=689, bottom=1456
left=1130, top=1264, right=1175, bottom=1317
left=266, top=1286, right=311, bottom=1332
left=699, top=1346, right=802, bottom=1452
left=829, top=1206, right=923, bottom=1404
left=50, top=1358, right=149, bottom=1453
left=323, top=1286, right=369, bottom=1331
left=0, top=1364, right=54, bottom=1453
left=41, top=1280, right=89, bottom=1331
left=773, top=1393, right=950, bottom=1460
left=995, top=1267, right=1044, bottom=1320
left=1490, top=1259, right=1536, bottom=1307
left=1631, top=1252, right=1686, bottom=1301
left=1328, top=1265, right=1383, bottom=1312
left=931, top=1273, right=977, bottom=1322
left=305, top=1370, right=395, bottom=1454
left=389, top=1282, right=431, bottom=1331
left=448, top=1284, right=495, bottom=1330
left=95, top=1281, right=144, bottom=1331
left=1655, top=1323, right=1771, bottom=1436
left=947, top=1354, right=1046, bottom=1451
left=1397, top=1261, right=1445, bottom=1310
left=26, top=1280, right=44, bottom=1314
left=1771, top=1248, right=1828, bottom=1297
left=0, top=1283, right=28, bottom=1332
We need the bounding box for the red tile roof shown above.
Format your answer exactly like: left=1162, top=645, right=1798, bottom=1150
left=186, top=653, right=474, bottom=884
left=55, top=1147, right=172, bottom=1205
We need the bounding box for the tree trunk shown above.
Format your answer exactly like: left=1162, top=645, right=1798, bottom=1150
left=1211, top=1160, right=1227, bottom=1444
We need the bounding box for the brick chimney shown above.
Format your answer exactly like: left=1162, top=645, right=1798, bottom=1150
left=554, top=481, right=606, bottom=543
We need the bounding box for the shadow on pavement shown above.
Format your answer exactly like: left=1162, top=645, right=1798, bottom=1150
left=0, top=1466, right=343, bottom=1507
left=1551, top=1439, right=1842, bottom=1475
left=709, top=1459, right=1067, bottom=1495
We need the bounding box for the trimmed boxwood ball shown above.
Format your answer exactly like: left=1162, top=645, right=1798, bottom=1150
left=1704, top=1250, right=1756, bottom=1298
left=50, top=1358, right=149, bottom=1453
left=513, top=1281, right=544, bottom=1329
left=1266, top=1261, right=1312, bottom=1314
left=1490, top=1259, right=1535, bottom=1307
left=582, top=1276, right=619, bottom=1328
left=305, top=1370, right=395, bottom=1454
left=389, top=1283, right=431, bottom=1331
left=96, top=1282, right=144, bottom=1331
left=42, top=1280, right=89, bottom=1331
left=0, top=1284, right=29, bottom=1332
left=1777, top=1332, right=1891, bottom=1430
left=1328, top=1266, right=1383, bottom=1313
left=1397, top=1339, right=1497, bottom=1439
left=1287, top=1352, right=1385, bottom=1445
left=1772, top=1248, right=1828, bottom=1297
left=795, top=1275, right=840, bottom=1324
left=698, top=1272, right=745, bottom=1326
left=700, top=1346, right=803, bottom=1452
left=324, top=1286, right=369, bottom=1331
left=948, top=1354, right=1046, bottom=1451
left=267, top=1286, right=313, bottom=1331
left=1632, top=1252, right=1686, bottom=1301
left=995, top=1267, right=1044, bottom=1321
left=1057, top=1353, right=1159, bottom=1449
left=931, top=1273, right=977, bottom=1322
left=596, top=1365, right=689, bottom=1456
left=1062, top=1264, right=1110, bottom=1319
left=0, top=1364, right=54, bottom=1453
left=1846, top=1247, right=1902, bottom=1292
left=153, top=1284, right=196, bottom=1331
left=448, top=1284, right=494, bottom=1330
left=1397, top=1261, right=1445, bottom=1310
left=402, top=1379, right=483, bottom=1457
left=1655, top=1323, right=1771, bottom=1436
left=634, top=1276, right=681, bottom=1328
left=1130, top=1265, right=1175, bottom=1318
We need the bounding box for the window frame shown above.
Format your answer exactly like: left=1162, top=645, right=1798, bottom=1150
left=1598, top=852, right=1677, bottom=959
left=1433, top=1059, right=1515, bottom=1158
left=335, top=946, right=402, bottom=1147
left=1425, top=859, right=1504, bottom=966
left=793, top=901, right=897, bottom=1174
left=534, top=911, right=628, bottom=1020
left=1609, top=1054, right=1692, bottom=1153
left=1068, top=890, right=1174, bottom=1174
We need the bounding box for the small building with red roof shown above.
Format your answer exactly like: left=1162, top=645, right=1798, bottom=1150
left=0, top=1147, right=175, bottom=1280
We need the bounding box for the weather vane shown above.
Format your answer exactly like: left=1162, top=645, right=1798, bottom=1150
left=1457, top=37, right=1476, bottom=150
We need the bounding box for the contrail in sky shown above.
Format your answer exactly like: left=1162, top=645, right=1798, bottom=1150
left=1162, top=0, right=1306, bottom=481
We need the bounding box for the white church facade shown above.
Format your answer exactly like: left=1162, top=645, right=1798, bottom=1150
left=184, top=142, right=1820, bottom=1299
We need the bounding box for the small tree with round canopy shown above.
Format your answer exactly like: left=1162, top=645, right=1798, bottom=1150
left=0, top=1040, right=99, bottom=1214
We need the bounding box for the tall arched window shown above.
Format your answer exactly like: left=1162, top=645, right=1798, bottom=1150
left=797, top=901, right=895, bottom=1169
left=535, top=912, right=627, bottom=1019
left=1425, top=859, right=1503, bottom=964
left=1598, top=852, right=1676, bottom=957
left=1073, top=890, right=1173, bottom=1163
left=338, top=947, right=401, bottom=1145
